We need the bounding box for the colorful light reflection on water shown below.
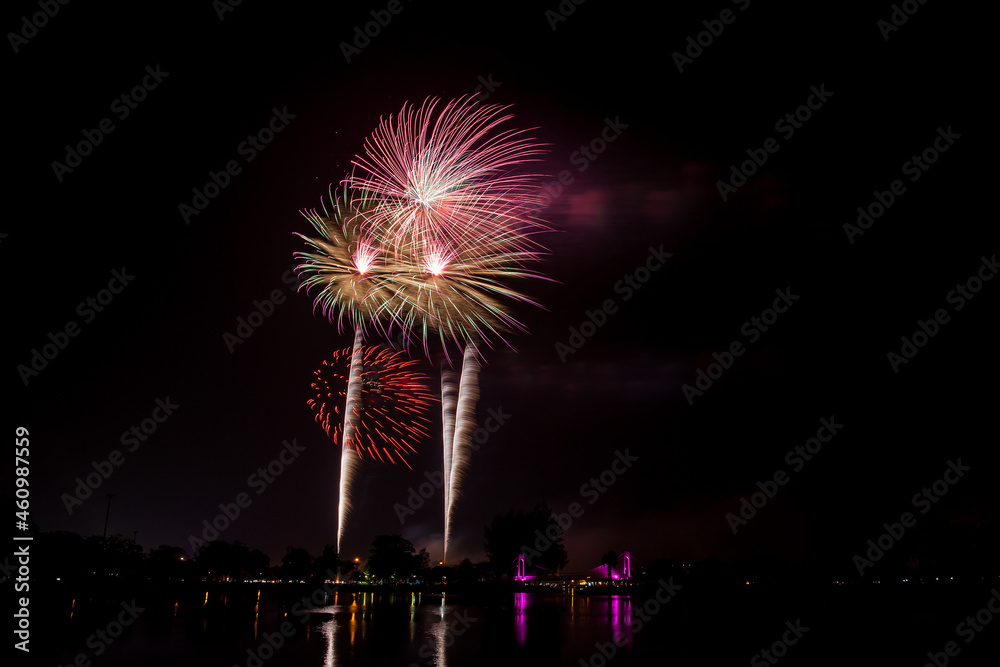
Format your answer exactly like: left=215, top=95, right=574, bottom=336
left=53, top=588, right=646, bottom=666
left=514, top=592, right=530, bottom=646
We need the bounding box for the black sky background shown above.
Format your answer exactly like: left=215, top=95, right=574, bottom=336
left=6, top=1, right=995, bottom=574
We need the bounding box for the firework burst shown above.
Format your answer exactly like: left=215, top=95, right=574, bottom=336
left=308, top=339, right=436, bottom=553
left=308, top=344, right=436, bottom=467
left=348, top=95, right=549, bottom=258
left=295, top=95, right=550, bottom=563
left=296, top=189, right=548, bottom=361
left=346, top=97, right=549, bottom=563
left=352, top=96, right=549, bottom=564
left=294, top=189, right=394, bottom=336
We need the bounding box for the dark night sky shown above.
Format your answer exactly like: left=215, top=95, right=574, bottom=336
left=7, top=1, right=995, bottom=574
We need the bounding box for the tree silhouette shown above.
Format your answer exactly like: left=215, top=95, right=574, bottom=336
left=367, top=534, right=420, bottom=583
left=281, top=547, right=314, bottom=581
left=147, top=544, right=191, bottom=581
left=312, top=544, right=349, bottom=581
left=92, top=533, right=144, bottom=580
left=456, top=557, right=476, bottom=584
left=415, top=547, right=430, bottom=576
left=194, top=540, right=269, bottom=581
left=601, top=551, right=618, bottom=581
left=246, top=548, right=270, bottom=579
left=35, top=531, right=101, bottom=583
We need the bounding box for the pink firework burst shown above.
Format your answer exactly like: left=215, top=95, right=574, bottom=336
left=348, top=95, right=550, bottom=260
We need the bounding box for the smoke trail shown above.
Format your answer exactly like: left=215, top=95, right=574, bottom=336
left=441, top=365, right=458, bottom=563
left=444, top=343, right=481, bottom=563
left=337, top=328, right=365, bottom=554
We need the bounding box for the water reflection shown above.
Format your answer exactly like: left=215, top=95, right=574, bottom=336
left=430, top=615, right=448, bottom=667
left=253, top=589, right=261, bottom=639
left=608, top=595, right=632, bottom=647
left=514, top=592, right=529, bottom=646
left=54, top=587, right=645, bottom=666
left=349, top=595, right=357, bottom=646
left=410, top=592, right=418, bottom=641
left=318, top=592, right=426, bottom=667
left=320, top=613, right=339, bottom=667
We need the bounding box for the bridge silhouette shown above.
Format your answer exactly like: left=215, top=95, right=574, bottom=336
left=513, top=551, right=632, bottom=582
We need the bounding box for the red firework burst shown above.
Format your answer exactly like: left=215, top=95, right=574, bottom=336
left=307, top=345, right=436, bottom=468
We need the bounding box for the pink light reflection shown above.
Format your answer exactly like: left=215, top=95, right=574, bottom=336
left=609, top=595, right=633, bottom=647
left=514, top=592, right=529, bottom=646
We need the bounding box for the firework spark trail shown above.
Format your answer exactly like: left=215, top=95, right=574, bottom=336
left=307, top=338, right=436, bottom=553
left=336, top=448, right=362, bottom=557
left=337, top=328, right=365, bottom=553
left=441, top=365, right=458, bottom=558
left=444, top=343, right=481, bottom=563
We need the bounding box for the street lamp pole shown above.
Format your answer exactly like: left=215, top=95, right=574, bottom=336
left=103, top=493, right=116, bottom=540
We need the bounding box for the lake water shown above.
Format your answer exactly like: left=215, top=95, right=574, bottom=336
left=41, top=583, right=998, bottom=666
